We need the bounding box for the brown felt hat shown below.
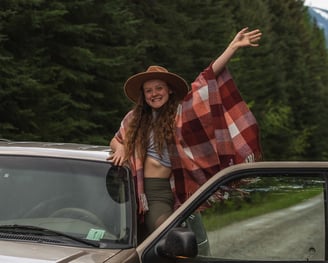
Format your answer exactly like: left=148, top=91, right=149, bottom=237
left=123, top=65, right=189, bottom=103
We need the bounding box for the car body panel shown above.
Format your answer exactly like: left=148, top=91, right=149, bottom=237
left=0, top=240, right=119, bottom=262
left=0, top=142, right=110, bottom=161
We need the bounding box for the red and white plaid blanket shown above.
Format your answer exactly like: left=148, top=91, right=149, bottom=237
left=114, top=64, right=262, bottom=215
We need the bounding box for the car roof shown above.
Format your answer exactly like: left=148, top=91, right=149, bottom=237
left=0, top=140, right=110, bottom=161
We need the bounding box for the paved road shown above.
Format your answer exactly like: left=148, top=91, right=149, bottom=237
left=207, top=194, right=325, bottom=260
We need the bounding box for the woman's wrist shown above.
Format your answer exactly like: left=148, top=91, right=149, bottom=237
left=227, top=42, right=239, bottom=52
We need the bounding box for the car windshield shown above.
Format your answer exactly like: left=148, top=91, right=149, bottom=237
left=0, top=155, right=133, bottom=248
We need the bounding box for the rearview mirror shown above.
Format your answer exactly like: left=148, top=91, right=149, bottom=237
left=106, top=166, right=129, bottom=203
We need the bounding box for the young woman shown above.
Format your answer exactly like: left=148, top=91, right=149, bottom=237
left=108, top=27, right=262, bottom=235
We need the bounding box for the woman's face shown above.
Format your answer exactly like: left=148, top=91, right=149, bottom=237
left=143, top=79, right=172, bottom=109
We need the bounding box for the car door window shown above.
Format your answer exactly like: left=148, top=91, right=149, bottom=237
left=192, top=174, right=326, bottom=261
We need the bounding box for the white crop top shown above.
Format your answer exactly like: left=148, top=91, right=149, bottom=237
left=147, top=131, right=171, bottom=168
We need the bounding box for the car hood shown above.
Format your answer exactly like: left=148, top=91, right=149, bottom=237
left=0, top=240, right=120, bottom=262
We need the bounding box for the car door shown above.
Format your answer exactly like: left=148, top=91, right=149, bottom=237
left=139, top=162, right=328, bottom=263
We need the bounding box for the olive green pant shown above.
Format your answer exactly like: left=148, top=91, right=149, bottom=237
left=144, top=178, right=174, bottom=234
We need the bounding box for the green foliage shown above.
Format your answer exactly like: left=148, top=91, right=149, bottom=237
left=0, top=0, right=139, bottom=143
left=0, top=0, right=328, bottom=160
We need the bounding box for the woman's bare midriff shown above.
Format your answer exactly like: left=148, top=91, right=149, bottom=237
left=144, top=156, right=172, bottom=178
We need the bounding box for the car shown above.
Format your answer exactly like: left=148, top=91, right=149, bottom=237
left=0, top=140, right=328, bottom=262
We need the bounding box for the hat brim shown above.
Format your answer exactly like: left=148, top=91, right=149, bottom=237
left=124, top=71, right=189, bottom=103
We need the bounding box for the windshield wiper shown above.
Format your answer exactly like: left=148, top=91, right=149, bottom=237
left=0, top=225, right=98, bottom=247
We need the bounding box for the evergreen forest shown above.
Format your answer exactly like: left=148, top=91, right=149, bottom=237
left=0, top=0, right=328, bottom=161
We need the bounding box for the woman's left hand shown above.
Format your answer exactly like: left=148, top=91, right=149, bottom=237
left=230, top=27, right=262, bottom=49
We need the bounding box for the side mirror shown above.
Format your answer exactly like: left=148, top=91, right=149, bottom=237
left=155, top=227, right=198, bottom=258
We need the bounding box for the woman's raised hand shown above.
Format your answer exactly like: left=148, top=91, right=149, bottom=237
left=230, top=27, right=262, bottom=49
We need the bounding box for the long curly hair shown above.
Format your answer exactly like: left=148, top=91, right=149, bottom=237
left=124, top=87, right=180, bottom=162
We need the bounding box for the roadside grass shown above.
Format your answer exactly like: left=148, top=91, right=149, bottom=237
left=202, top=188, right=322, bottom=231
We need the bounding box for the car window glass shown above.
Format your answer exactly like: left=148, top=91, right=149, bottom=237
left=0, top=156, right=133, bottom=247
left=188, top=174, right=325, bottom=261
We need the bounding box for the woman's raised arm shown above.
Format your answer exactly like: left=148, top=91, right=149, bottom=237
left=212, top=27, right=262, bottom=76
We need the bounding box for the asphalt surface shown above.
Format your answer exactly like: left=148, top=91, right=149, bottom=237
left=207, top=194, right=324, bottom=260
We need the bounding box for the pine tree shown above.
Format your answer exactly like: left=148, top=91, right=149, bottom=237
left=0, top=0, right=141, bottom=144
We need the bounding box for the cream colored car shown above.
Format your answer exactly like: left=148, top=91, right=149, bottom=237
left=0, top=141, right=327, bottom=262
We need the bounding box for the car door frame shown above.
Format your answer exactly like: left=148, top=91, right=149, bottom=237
left=136, top=162, right=328, bottom=263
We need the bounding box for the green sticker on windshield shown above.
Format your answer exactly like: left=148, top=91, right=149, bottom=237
left=86, top=228, right=105, bottom=241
